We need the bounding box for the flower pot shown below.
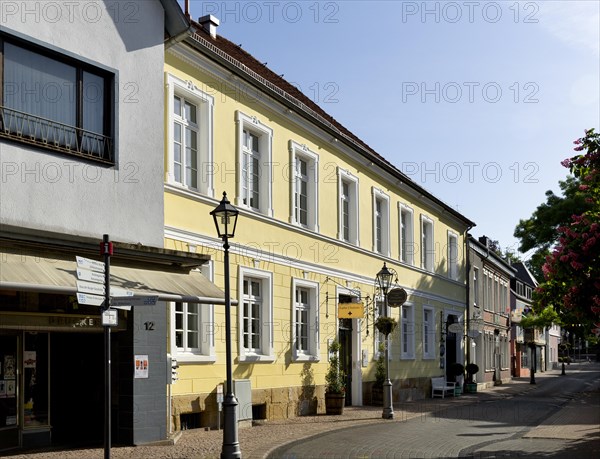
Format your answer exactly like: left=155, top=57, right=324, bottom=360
left=371, top=386, right=383, bottom=406
left=325, top=393, right=345, bottom=415
left=465, top=383, right=477, bottom=393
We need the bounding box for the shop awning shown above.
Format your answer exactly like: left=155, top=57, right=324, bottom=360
left=0, top=249, right=231, bottom=305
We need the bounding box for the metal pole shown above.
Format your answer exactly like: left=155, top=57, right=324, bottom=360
left=103, top=234, right=111, bottom=459
left=221, top=236, right=241, bottom=459
left=382, top=288, right=394, bottom=419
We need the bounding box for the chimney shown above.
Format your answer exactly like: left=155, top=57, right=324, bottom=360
left=478, top=236, right=490, bottom=248
left=198, top=14, right=220, bottom=39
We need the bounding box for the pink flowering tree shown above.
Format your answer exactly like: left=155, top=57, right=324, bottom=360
left=534, top=129, right=600, bottom=336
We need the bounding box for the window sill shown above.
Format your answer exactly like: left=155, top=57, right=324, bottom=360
left=292, top=354, right=320, bottom=363
left=175, top=353, right=216, bottom=364
left=239, top=354, right=275, bottom=363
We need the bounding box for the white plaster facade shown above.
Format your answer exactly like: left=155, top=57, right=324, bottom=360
left=1, top=1, right=170, bottom=246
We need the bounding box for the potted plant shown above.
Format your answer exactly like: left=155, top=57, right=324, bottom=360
left=465, top=363, right=479, bottom=393
left=371, top=343, right=386, bottom=405
left=374, top=316, right=398, bottom=336
left=325, top=340, right=346, bottom=415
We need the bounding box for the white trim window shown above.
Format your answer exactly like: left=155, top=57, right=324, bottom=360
left=401, top=303, right=415, bottom=359
left=292, top=279, right=320, bottom=361
left=239, top=267, right=274, bottom=361
left=447, top=231, right=459, bottom=281
left=372, top=188, right=390, bottom=256
left=374, top=298, right=388, bottom=359
left=399, top=204, right=414, bottom=265
left=171, top=264, right=215, bottom=362
left=166, top=74, right=214, bottom=196
left=420, top=215, right=435, bottom=272
left=338, top=169, right=359, bottom=245
left=484, top=332, right=494, bottom=371
left=422, top=306, right=435, bottom=359
left=473, top=267, right=480, bottom=307
left=289, top=141, right=319, bottom=231
left=235, top=111, right=273, bottom=216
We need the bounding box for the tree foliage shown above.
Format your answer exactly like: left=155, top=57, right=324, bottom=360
left=514, top=175, right=592, bottom=279
left=533, top=129, right=600, bottom=336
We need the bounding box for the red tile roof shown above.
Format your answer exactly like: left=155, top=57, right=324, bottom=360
left=183, top=22, right=475, bottom=227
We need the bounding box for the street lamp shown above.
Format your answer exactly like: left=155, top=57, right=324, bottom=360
left=376, top=262, right=394, bottom=420
left=210, top=192, right=241, bottom=459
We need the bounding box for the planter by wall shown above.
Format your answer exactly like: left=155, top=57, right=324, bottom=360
left=325, top=393, right=345, bottom=415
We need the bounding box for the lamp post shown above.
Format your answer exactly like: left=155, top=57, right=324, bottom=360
left=376, top=262, right=394, bottom=420
left=210, top=192, right=241, bottom=459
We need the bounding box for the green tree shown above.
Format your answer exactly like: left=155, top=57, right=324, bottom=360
left=514, top=175, right=592, bottom=279
left=533, top=129, right=600, bottom=336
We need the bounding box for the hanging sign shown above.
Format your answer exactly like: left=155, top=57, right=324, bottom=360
left=448, top=323, right=464, bottom=334
left=338, top=302, right=364, bottom=318
left=387, top=288, right=408, bottom=307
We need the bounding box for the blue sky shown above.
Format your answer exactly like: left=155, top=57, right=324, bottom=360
left=182, top=0, right=600, bottom=259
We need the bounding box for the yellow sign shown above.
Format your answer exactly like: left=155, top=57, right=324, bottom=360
left=338, top=302, right=364, bottom=318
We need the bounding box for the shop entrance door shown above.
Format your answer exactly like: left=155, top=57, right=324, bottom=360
left=338, top=319, right=353, bottom=406
left=50, top=333, right=104, bottom=446
left=0, top=334, right=19, bottom=450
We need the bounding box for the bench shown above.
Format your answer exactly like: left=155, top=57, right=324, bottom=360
left=431, top=377, right=456, bottom=398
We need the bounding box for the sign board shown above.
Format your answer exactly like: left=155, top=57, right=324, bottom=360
left=76, top=256, right=105, bottom=273
left=110, top=295, right=159, bottom=308
left=102, top=309, right=118, bottom=326
left=387, top=288, right=408, bottom=307
left=134, top=355, right=149, bottom=378
left=467, top=329, right=481, bottom=339
left=76, top=267, right=105, bottom=284
left=77, top=292, right=105, bottom=307
left=448, top=323, right=463, bottom=334
left=216, top=384, right=224, bottom=404
left=77, top=280, right=105, bottom=296
left=338, top=302, right=364, bottom=318
left=111, top=288, right=133, bottom=297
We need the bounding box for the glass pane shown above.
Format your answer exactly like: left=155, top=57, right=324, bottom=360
left=174, top=123, right=182, bottom=142
left=187, top=332, right=198, bottom=348
left=175, top=314, right=183, bottom=329
left=251, top=281, right=260, bottom=297
left=0, top=336, right=18, bottom=429
left=174, top=96, right=181, bottom=115
left=243, top=280, right=249, bottom=295
left=24, top=332, right=49, bottom=426
left=83, top=71, right=104, bottom=135
left=175, top=331, right=183, bottom=348
left=188, top=303, right=198, bottom=314
left=184, top=101, right=196, bottom=123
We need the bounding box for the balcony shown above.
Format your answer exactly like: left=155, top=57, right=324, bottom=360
left=0, top=106, right=113, bottom=165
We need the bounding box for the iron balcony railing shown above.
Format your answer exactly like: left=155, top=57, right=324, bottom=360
left=0, top=105, right=113, bottom=164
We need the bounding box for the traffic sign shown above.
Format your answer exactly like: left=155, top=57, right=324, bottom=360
left=77, top=280, right=105, bottom=296
left=77, top=292, right=105, bottom=307
left=102, top=309, right=118, bottom=326
left=338, top=302, right=364, bottom=318
left=110, top=295, right=159, bottom=308
left=76, top=256, right=105, bottom=273
left=77, top=267, right=105, bottom=284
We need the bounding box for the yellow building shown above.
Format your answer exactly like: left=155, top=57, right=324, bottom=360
left=163, top=16, right=475, bottom=430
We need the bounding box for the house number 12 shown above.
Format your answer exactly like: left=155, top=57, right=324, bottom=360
left=144, top=321, right=155, bottom=331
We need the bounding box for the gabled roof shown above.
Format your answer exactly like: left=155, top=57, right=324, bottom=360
left=513, top=262, right=538, bottom=287
left=468, top=235, right=516, bottom=278
left=182, top=22, right=476, bottom=229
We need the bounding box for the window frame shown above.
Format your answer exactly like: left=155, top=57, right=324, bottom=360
left=372, top=188, right=390, bottom=256
left=291, top=278, right=320, bottom=362
left=400, top=303, right=415, bottom=360
left=473, top=267, right=480, bottom=307
left=238, top=266, right=274, bottom=362
left=447, top=230, right=459, bottom=281
left=0, top=32, right=115, bottom=164
left=422, top=306, right=435, bottom=359
left=337, top=168, right=359, bottom=245
left=420, top=214, right=435, bottom=272
left=289, top=140, right=319, bottom=231
left=399, top=203, right=415, bottom=265
left=166, top=73, right=214, bottom=196
left=170, top=263, right=215, bottom=362
left=235, top=111, right=273, bottom=216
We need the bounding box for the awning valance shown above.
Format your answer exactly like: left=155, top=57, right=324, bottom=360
left=0, top=249, right=230, bottom=305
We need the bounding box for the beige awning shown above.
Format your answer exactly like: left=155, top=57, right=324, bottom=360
left=0, top=249, right=230, bottom=304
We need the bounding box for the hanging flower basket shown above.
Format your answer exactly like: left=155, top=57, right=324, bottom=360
left=375, top=317, right=397, bottom=336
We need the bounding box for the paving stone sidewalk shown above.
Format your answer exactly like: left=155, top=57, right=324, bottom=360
left=4, top=365, right=597, bottom=459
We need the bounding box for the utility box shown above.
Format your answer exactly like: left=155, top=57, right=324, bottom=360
left=233, top=379, right=252, bottom=421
